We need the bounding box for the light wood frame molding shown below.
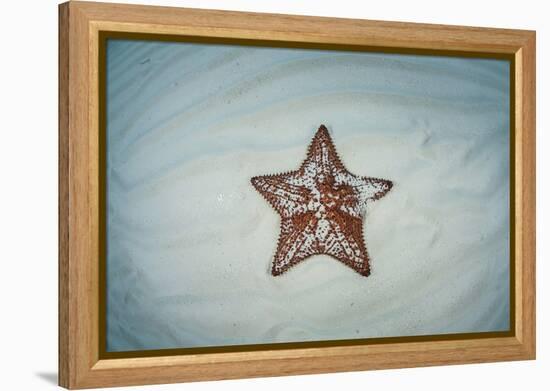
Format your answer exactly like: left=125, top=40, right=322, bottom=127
left=59, top=1, right=536, bottom=389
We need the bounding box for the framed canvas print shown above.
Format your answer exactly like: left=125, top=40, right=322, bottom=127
left=58, top=1, right=536, bottom=389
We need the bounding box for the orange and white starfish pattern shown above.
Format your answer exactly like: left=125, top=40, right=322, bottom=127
left=251, top=125, right=393, bottom=277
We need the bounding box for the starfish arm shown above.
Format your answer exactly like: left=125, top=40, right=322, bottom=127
left=251, top=173, right=310, bottom=218
left=322, top=212, right=371, bottom=276
left=302, top=125, right=347, bottom=178
left=338, top=174, right=393, bottom=216
left=272, top=216, right=317, bottom=276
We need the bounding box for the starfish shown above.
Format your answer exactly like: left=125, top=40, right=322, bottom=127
left=251, top=125, right=393, bottom=277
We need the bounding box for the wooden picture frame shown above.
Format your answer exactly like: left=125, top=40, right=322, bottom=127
left=59, top=1, right=536, bottom=389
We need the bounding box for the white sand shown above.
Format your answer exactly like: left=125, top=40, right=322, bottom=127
left=105, top=40, right=510, bottom=351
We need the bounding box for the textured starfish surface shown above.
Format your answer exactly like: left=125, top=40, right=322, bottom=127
left=251, top=125, right=393, bottom=277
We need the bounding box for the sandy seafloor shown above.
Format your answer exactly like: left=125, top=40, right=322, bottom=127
left=105, top=39, right=510, bottom=352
